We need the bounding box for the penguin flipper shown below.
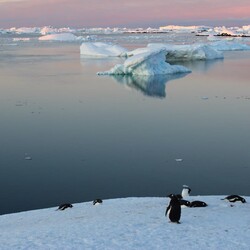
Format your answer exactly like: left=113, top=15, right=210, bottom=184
left=165, top=205, right=170, bottom=217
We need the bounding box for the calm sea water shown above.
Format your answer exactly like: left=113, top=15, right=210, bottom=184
left=1, top=34, right=250, bottom=214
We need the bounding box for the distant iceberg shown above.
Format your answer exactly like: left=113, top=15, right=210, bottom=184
left=39, top=33, right=81, bottom=41
left=209, top=40, right=250, bottom=51
left=159, top=25, right=210, bottom=33
left=98, top=49, right=191, bottom=76
left=80, top=42, right=128, bottom=57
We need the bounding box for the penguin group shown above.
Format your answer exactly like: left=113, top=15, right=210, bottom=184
left=165, top=185, right=246, bottom=224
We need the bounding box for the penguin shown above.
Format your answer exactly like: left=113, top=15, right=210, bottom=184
left=221, top=195, right=246, bottom=203
left=181, top=185, right=191, bottom=198
left=179, top=199, right=191, bottom=207
left=165, top=194, right=181, bottom=224
left=57, top=203, right=73, bottom=210
left=93, top=199, right=103, bottom=205
left=189, top=201, right=207, bottom=207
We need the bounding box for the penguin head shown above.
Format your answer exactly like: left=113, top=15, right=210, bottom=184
left=241, top=198, right=246, bottom=203
left=181, top=185, right=191, bottom=198
left=168, top=194, right=179, bottom=201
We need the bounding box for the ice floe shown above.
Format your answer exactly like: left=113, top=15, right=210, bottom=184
left=209, top=40, right=250, bottom=51
left=147, top=43, right=224, bottom=61
left=39, top=33, right=81, bottom=42
left=80, top=42, right=128, bottom=57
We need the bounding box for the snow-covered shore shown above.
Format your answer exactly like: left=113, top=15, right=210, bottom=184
left=1, top=196, right=249, bottom=249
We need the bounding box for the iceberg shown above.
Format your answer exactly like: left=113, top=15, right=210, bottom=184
left=80, top=42, right=128, bottom=57
left=39, top=33, right=81, bottom=42
left=98, top=49, right=191, bottom=76
left=125, top=43, right=224, bottom=61
left=209, top=40, right=250, bottom=51
left=147, top=43, right=224, bottom=61
left=159, top=25, right=210, bottom=33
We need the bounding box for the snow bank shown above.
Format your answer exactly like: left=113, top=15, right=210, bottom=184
left=38, top=33, right=81, bottom=42
left=98, top=49, right=191, bottom=76
left=0, top=196, right=250, bottom=250
left=80, top=42, right=128, bottom=57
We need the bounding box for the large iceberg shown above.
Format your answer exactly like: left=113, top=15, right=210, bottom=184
left=80, top=42, right=128, bottom=57
left=98, top=49, right=191, bottom=76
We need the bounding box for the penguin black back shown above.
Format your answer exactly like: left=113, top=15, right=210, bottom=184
left=93, top=199, right=103, bottom=205
left=179, top=199, right=191, bottom=207
left=57, top=203, right=73, bottom=210
left=190, top=201, right=207, bottom=207
left=221, top=195, right=246, bottom=203
left=165, top=194, right=181, bottom=223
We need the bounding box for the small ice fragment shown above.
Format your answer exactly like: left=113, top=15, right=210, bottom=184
left=25, top=155, right=32, bottom=160
left=201, top=96, right=209, bottom=100
left=175, top=159, right=183, bottom=162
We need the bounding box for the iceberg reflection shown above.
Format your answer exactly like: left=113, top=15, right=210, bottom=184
left=112, top=73, right=189, bottom=98
left=172, top=58, right=224, bottom=72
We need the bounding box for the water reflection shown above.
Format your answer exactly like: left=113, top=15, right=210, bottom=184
left=172, top=59, right=224, bottom=72
left=112, top=73, right=189, bottom=98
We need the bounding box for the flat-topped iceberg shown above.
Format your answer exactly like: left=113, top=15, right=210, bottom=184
left=126, top=43, right=224, bottom=61
left=209, top=40, right=250, bottom=51
left=98, top=49, right=191, bottom=76
left=153, top=43, right=223, bottom=61
left=39, top=33, right=81, bottom=41
left=80, top=42, right=128, bottom=57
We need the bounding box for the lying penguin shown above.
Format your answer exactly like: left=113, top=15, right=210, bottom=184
left=93, top=199, right=103, bottom=205
left=221, top=195, right=246, bottom=203
left=57, top=203, right=73, bottom=211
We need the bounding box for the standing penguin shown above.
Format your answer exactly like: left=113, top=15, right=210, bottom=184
left=165, top=194, right=181, bottom=224
left=181, top=185, right=191, bottom=198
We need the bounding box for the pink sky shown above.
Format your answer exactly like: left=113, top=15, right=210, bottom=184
left=0, top=0, right=250, bottom=28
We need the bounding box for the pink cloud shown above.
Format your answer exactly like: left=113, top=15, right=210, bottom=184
left=0, top=0, right=249, bottom=28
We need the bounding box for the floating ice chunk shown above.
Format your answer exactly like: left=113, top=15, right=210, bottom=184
left=80, top=42, right=128, bottom=57
left=147, top=43, right=224, bottom=61
left=98, top=49, right=191, bottom=76
left=209, top=41, right=250, bottom=51
left=25, top=156, right=32, bottom=160
left=13, top=38, right=30, bottom=42
left=175, top=159, right=183, bottom=162
left=201, top=96, right=209, bottom=100
left=39, top=33, right=81, bottom=42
